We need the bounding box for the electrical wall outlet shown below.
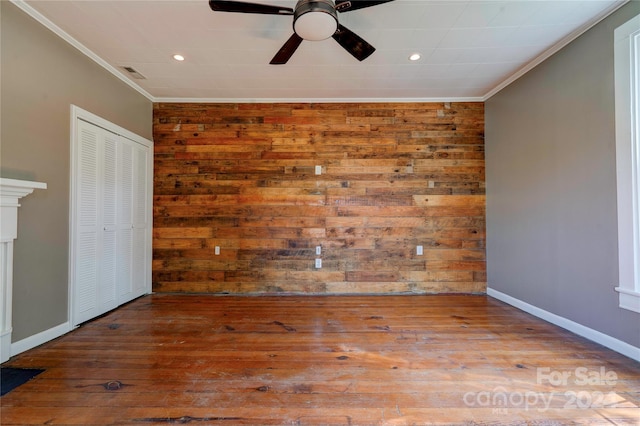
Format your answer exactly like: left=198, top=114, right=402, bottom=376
left=315, top=165, right=322, bottom=175
left=315, top=258, right=322, bottom=269
left=215, top=246, right=220, bottom=255
left=416, top=245, right=423, bottom=255
left=316, top=246, right=322, bottom=255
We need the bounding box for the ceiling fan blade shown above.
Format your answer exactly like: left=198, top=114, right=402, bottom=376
left=332, top=24, right=375, bottom=61
left=270, top=33, right=304, bottom=65
left=334, top=0, right=395, bottom=13
left=209, top=0, right=293, bottom=15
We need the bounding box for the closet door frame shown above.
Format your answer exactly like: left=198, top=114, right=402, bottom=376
left=69, top=105, right=153, bottom=327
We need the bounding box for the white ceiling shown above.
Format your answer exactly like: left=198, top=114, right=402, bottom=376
left=16, top=0, right=627, bottom=102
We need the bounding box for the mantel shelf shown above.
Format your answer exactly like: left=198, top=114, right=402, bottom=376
left=0, top=178, right=47, bottom=206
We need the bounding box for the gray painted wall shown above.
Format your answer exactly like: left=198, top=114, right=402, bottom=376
left=486, top=2, right=640, bottom=348
left=1, top=2, right=152, bottom=341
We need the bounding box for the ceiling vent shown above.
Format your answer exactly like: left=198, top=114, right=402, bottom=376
left=122, top=66, right=146, bottom=80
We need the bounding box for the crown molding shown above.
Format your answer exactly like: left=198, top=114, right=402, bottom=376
left=153, top=96, right=485, bottom=104
left=482, top=0, right=629, bottom=101
left=10, top=0, right=155, bottom=102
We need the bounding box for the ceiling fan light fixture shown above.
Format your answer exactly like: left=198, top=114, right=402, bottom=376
left=293, top=0, right=338, bottom=41
left=209, top=0, right=392, bottom=64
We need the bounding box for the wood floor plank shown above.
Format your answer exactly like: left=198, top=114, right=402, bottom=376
left=1, top=294, right=638, bottom=425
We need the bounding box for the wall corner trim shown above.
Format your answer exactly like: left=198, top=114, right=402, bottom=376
left=487, top=288, right=640, bottom=362
left=10, top=322, right=73, bottom=359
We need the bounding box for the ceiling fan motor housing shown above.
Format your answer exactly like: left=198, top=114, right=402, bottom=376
left=294, top=0, right=338, bottom=41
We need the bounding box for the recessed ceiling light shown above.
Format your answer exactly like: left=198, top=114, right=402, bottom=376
left=409, top=53, right=421, bottom=61
left=173, top=54, right=185, bottom=61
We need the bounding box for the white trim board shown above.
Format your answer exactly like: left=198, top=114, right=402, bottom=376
left=10, top=322, right=73, bottom=359
left=614, top=13, right=640, bottom=313
left=487, top=288, right=640, bottom=362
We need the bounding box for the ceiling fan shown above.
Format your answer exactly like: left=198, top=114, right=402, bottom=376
left=209, top=0, right=395, bottom=64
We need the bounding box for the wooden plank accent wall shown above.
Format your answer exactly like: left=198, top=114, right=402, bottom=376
left=152, top=102, right=485, bottom=294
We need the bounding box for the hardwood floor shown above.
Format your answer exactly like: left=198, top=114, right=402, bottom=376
left=1, top=294, right=638, bottom=425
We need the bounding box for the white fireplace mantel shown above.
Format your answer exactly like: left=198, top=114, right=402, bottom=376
left=1, top=178, right=47, bottom=363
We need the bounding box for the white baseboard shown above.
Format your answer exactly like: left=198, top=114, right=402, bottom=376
left=10, top=322, right=73, bottom=359
left=487, top=288, right=640, bottom=362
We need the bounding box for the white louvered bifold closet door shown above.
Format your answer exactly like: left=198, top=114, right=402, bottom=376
left=72, top=117, right=151, bottom=326
left=100, top=131, right=119, bottom=313
left=117, top=138, right=134, bottom=304
left=131, top=142, right=150, bottom=299
left=74, top=121, right=100, bottom=324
